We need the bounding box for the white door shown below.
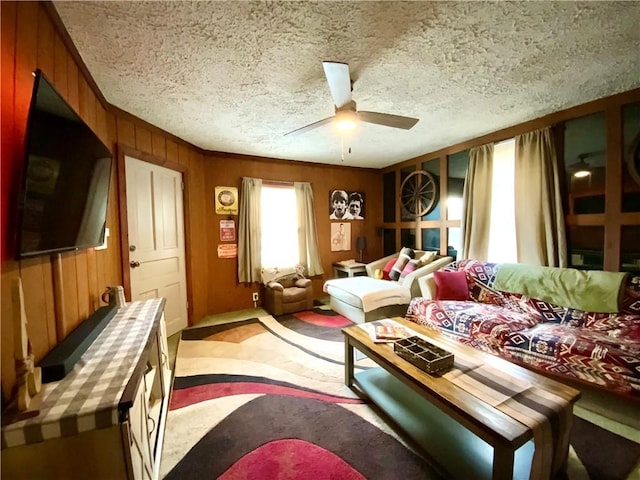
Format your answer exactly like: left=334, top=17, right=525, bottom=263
left=125, top=156, right=188, bottom=337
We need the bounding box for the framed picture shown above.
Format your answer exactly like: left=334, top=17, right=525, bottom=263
left=215, top=186, right=238, bottom=215
left=331, top=222, right=351, bottom=251
left=329, top=190, right=365, bottom=220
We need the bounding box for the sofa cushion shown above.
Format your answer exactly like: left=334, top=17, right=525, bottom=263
left=382, top=258, right=396, bottom=280
left=584, top=314, right=640, bottom=338
left=389, top=247, right=414, bottom=281
left=407, top=298, right=541, bottom=351
left=447, top=259, right=500, bottom=286
left=469, top=279, right=506, bottom=307
left=504, top=322, right=640, bottom=394
left=282, top=286, right=310, bottom=301
left=324, top=276, right=411, bottom=312
left=433, top=271, right=470, bottom=301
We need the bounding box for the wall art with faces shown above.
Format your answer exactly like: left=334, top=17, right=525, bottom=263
left=329, top=190, right=365, bottom=220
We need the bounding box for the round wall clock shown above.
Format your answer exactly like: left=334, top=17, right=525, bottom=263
left=400, top=170, right=438, bottom=217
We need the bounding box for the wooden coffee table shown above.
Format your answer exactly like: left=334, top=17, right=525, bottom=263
left=343, top=317, right=581, bottom=480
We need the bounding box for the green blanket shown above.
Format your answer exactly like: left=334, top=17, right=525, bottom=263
left=493, top=263, right=627, bottom=313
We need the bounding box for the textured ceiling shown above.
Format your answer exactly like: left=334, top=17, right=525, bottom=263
left=53, top=1, right=640, bottom=169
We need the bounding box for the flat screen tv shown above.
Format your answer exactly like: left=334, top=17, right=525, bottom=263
left=16, top=69, right=112, bottom=259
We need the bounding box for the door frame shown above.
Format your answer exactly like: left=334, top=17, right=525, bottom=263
left=115, top=144, right=193, bottom=325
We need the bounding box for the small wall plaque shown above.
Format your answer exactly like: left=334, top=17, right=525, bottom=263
left=217, top=244, right=237, bottom=258
left=220, top=219, right=236, bottom=241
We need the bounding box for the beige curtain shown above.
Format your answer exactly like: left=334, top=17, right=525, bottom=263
left=295, top=182, right=324, bottom=276
left=461, top=144, right=494, bottom=260
left=238, top=177, right=262, bottom=282
left=514, top=127, right=567, bottom=267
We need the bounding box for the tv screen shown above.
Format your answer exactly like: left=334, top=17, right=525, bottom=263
left=16, top=69, right=112, bottom=259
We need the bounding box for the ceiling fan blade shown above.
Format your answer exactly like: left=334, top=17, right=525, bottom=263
left=322, top=61, right=352, bottom=108
left=358, top=111, right=419, bottom=130
left=284, top=116, right=334, bottom=136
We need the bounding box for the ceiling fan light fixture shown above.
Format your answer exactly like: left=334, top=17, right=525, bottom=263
left=574, top=169, right=591, bottom=178
left=335, top=110, right=358, bottom=131
left=569, top=152, right=601, bottom=179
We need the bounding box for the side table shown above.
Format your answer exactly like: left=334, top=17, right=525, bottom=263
left=333, top=262, right=367, bottom=278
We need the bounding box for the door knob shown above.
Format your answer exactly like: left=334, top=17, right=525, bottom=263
left=130, top=261, right=140, bottom=268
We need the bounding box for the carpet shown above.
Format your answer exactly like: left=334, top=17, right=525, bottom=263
left=161, top=307, right=640, bottom=479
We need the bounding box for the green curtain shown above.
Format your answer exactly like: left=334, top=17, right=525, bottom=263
left=514, top=127, right=567, bottom=267
left=295, top=182, right=324, bottom=276
left=461, top=144, right=494, bottom=260
left=238, top=177, right=262, bottom=282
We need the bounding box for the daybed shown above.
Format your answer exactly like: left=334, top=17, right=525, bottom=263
left=323, top=249, right=453, bottom=323
left=407, top=259, right=640, bottom=396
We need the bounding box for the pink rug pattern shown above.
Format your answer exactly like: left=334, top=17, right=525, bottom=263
left=161, top=307, right=640, bottom=479
left=160, top=308, right=443, bottom=479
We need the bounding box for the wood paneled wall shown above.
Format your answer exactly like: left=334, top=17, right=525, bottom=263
left=204, top=153, right=383, bottom=314
left=0, top=2, right=210, bottom=403
left=3, top=0, right=365, bottom=403
left=1, top=2, right=120, bottom=402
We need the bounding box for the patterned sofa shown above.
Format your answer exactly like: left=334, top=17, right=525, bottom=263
left=406, top=259, right=640, bottom=397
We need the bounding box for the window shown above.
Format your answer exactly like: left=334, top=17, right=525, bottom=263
left=447, top=150, right=469, bottom=221
left=260, top=185, right=299, bottom=267
left=487, top=139, right=517, bottom=263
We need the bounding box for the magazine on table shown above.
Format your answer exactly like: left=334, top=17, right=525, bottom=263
left=359, top=319, right=411, bottom=343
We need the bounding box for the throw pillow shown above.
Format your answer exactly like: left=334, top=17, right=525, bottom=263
left=470, top=280, right=505, bottom=307
left=382, top=258, right=396, bottom=280
left=434, top=270, right=470, bottom=300
left=399, top=259, right=420, bottom=281
left=389, top=247, right=415, bottom=281
left=417, top=251, right=437, bottom=265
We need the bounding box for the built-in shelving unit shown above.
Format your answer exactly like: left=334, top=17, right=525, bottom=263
left=380, top=92, right=640, bottom=272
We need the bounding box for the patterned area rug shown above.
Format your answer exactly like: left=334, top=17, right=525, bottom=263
left=160, top=307, right=640, bottom=479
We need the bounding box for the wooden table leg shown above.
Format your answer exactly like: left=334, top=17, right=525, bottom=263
left=344, top=335, right=354, bottom=388
left=552, top=407, right=574, bottom=476
left=492, top=445, right=514, bottom=480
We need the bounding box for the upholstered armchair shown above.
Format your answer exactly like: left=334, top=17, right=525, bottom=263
left=264, top=274, right=314, bottom=315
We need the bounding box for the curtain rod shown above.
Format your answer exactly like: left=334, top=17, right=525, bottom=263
left=495, top=137, right=516, bottom=146
left=263, top=179, right=294, bottom=187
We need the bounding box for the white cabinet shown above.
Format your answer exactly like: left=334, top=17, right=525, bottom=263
left=126, top=379, right=154, bottom=480
left=127, top=312, right=172, bottom=480
left=2, top=300, right=171, bottom=480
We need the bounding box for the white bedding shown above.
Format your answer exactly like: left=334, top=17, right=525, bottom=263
left=323, top=276, right=411, bottom=313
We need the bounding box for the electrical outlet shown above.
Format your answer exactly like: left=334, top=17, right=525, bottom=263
left=252, top=292, right=259, bottom=302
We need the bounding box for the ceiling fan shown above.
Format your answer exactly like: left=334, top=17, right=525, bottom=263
left=284, top=61, right=419, bottom=137
left=567, top=151, right=605, bottom=178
